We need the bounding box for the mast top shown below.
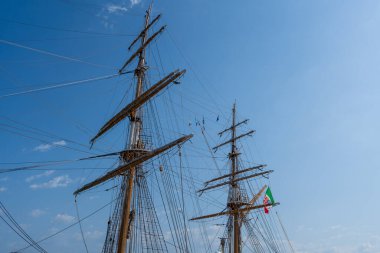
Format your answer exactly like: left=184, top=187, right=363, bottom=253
left=89, top=7, right=185, bottom=146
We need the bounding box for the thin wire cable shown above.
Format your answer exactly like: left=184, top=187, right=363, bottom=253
left=15, top=197, right=119, bottom=252
left=0, top=73, right=123, bottom=98
left=0, top=39, right=115, bottom=69
left=75, top=198, right=89, bottom=253
left=276, top=211, right=296, bottom=253
left=0, top=215, right=47, bottom=253
left=0, top=17, right=137, bottom=36
left=166, top=30, right=229, bottom=120
left=178, top=146, right=189, bottom=253
left=0, top=150, right=122, bottom=174
left=0, top=201, right=47, bottom=253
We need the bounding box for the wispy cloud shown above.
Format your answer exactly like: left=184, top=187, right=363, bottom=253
left=30, top=175, right=72, bottom=189
left=99, top=1, right=143, bottom=28
left=26, top=170, right=54, bottom=183
left=130, top=0, right=141, bottom=7
left=294, top=225, right=380, bottom=253
left=329, top=224, right=343, bottom=230
left=295, top=242, right=380, bottom=253
left=105, top=0, right=141, bottom=13
left=55, top=213, right=75, bottom=223
left=106, top=3, right=128, bottom=14
left=33, top=140, right=67, bottom=152
left=30, top=209, right=46, bottom=218
left=0, top=186, right=7, bottom=192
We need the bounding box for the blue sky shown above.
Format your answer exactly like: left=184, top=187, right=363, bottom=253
left=1, top=0, right=380, bottom=253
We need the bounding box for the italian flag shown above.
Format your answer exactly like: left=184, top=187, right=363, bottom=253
left=263, top=187, right=275, bottom=214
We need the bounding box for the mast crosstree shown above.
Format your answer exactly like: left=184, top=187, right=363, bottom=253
left=74, top=5, right=192, bottom=253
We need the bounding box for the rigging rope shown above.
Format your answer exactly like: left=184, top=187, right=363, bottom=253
left=178, top=145, right=190, bottom=253
left=200, top=126, right=223, bottom=178
left=0, top=17, right=137, bottom=36
left=146, top=89, right=190, bottom=251
left=14, top=197, right=119, bottom=252
left=276, top=211, right=296, bottom=253
left=166, top=30, right=229, bottom=120
left=0, top=215, right=47, bottom=253
left=0, top=201, right=48, bottom=253
left=0, top=151, right=120, bottom=174
left=0, top=73, right=123, bottom=99
left=0, top=39, right=115, bottom=69
left=0, top=115, right=112, bottom=154
left=0, top=125, right=96, bottom=155
left=75, top=198, right=89, bottom=253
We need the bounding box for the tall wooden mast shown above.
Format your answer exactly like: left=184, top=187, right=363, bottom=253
left=190, top=103, right=278, bottom=253
left=74, top=5, right=192, bottom=253
left=230, top=103, right=240, bottom=253
left=116, top=5, right=151, bottom=253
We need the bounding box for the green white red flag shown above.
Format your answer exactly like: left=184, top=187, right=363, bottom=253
left=263, top=187, right=275, bottom=214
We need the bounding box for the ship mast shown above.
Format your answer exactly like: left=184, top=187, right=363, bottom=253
left=74, top=5, right=193, bottom=253
left=191, top=103, right=278, bottom=253
left=230, top=103, right=240, bottom=253
left=116, top=5, right=151, bottom=253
